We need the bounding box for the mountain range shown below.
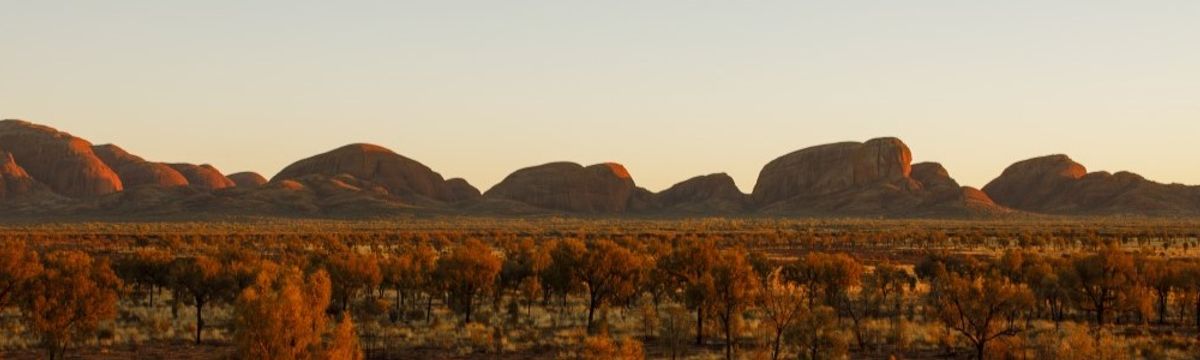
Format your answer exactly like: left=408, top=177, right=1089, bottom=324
left=2, top=119, right=1198, bottom=219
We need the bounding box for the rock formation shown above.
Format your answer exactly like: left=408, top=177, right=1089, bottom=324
left=983, top=155, right=1200, bottom=215
left=272, top=144, right=479, bottom=204
left=752, top=138, right=913, bottom=204
left=0, top=120, right=123, bottom=197
left=752, top=138, right=1001, bottom=216
left=445, top=178, right=482, bottom=202
left=657, top=173, right=749, bottom=213
left=0, top=151, right=43, bottom=199
left=227, top=172, right=268, bottom=188
left=92, top=144, right=190, bottom=188
left=981, top=155, right=1086, bottom=211
left=9, top=118, right=1200, bottom=218
left=910, top=162, right=955, bottom=189
left=484, top=162, right=642, bottom=213
left=167, top=163, right=236, bottom=190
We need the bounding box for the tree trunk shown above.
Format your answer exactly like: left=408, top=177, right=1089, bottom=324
left=426, top=294, right=434, bottom=324
left=465, top=295, right=473, bottom=324
left=975, top=341, right=986, bottom=360
left=587, top=293, right=598, bottom=334
left=771, top=328, right=783, bottom=360
left=194, top=300, right=205, bottom=344
left=853, top=318, right=866, bottom=350
left=695, top=307, right=704, bottom=346
left=723, top=316, right=733, bottom=360
left=1157, top=291, right=1168, bottom=325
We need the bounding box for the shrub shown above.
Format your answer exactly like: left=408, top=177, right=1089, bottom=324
left=233, top=267, right=333, bottom=360
left=582, top=335, right=644, bottom=360
left=22, top=250, right=123, bottom=360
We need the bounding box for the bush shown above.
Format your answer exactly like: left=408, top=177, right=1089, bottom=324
left=582, top=335, right=644, bottom=360
left=22, top=250, right=122, bottom=360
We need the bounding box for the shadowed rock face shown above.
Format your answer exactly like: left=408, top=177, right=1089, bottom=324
left=984, top=155, right=1200, bottom=214
left=484, top=162, right=640, bottom=213
left=227, top=172, right=268, bottom=188
left=271, top=143, right=479, bottom=204
left=853, top=138, right=913, bottom=186
left=167, top=163, right=236, bottom=190
left=0, top=151, right=43, bottom=199
left=92, top=144, right=190, bottom=188
left=658, top=173, right=749, bottom=213
left=445, top=178, right=482, bottom=202
left=982, top=155, right=1086, bottom=210
left=0, top=120, right=123, bottom=197
left=911, top=162, right=959, bottom=191
left=751, top=138, right=1001, bottom=216
left=753, top=138, right=912, bottom=204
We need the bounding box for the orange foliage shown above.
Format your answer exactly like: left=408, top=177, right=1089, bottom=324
left=233, top=267, right=333, bottom=360
left=435, top=240, right=501, bottom=323
left=0, top=240, right=40, bottom=309
left=22, top=250, right=122, bottom=360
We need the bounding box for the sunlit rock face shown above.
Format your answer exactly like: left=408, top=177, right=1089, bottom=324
left=0, top=150, right=44, bottom=199
left=0, top=119, right=123, bottom=197
left=167, top=163, right=236, bottom=190
left=93, top=144, right=190, bottom=188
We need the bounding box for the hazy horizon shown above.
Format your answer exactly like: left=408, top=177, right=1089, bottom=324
left=4, top=1, right=1198, bottom=192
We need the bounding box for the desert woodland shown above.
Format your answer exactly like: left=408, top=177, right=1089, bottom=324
left=7, top=0, right=1200, bottom=358
left=2, top=219, right=1200, bottom=359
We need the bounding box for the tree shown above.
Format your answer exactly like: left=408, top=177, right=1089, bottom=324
left=658, top=240, right=719, bottom=345
left=381, top=244, right=438, bottom=322
left=114, top=247, right=172, bottom=306
left=784, top=253, right=862, bottom=309
left=1179, top=262, right=1200, bottom=332
left=785, top=305, right=846, bottom=360
left=710, top=248, right=758, bottom=360
left=1140, top=257, right=1179, bottom=324
left=169, top=255, right=234, bottom=344
left=928, top=273, right=1034, bottom=360
left=0, top=240, right=40, bottom=309
left=865, top=263, right=916, bottom=317
left=562, top=239, right=645, bottom=333
left=435, top=240, right=502, bottom=324
left=326, top=250, right=382, bottom=312
left=233, top=267, right=333, bottom=360
left=659, top=304, right=691, bottom=360
left=499, top=238, right=549, bottom=322
left=1023, top=256, right=1070, bottom=326
left=22, top=250, right=123, bottom=360
left=1068, top=246, right=1137, bottom=326
left=843, top=264, right=909, bottom=351
left=542, top=238, right=584, bottom=324
left=760, top=269, right=805, bottom=360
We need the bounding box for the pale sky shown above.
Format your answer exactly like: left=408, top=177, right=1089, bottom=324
left=2, top=1, right=1198, bottom=193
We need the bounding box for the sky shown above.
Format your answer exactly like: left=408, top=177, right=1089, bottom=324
left=2, top=1, right=1198, bottom=193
